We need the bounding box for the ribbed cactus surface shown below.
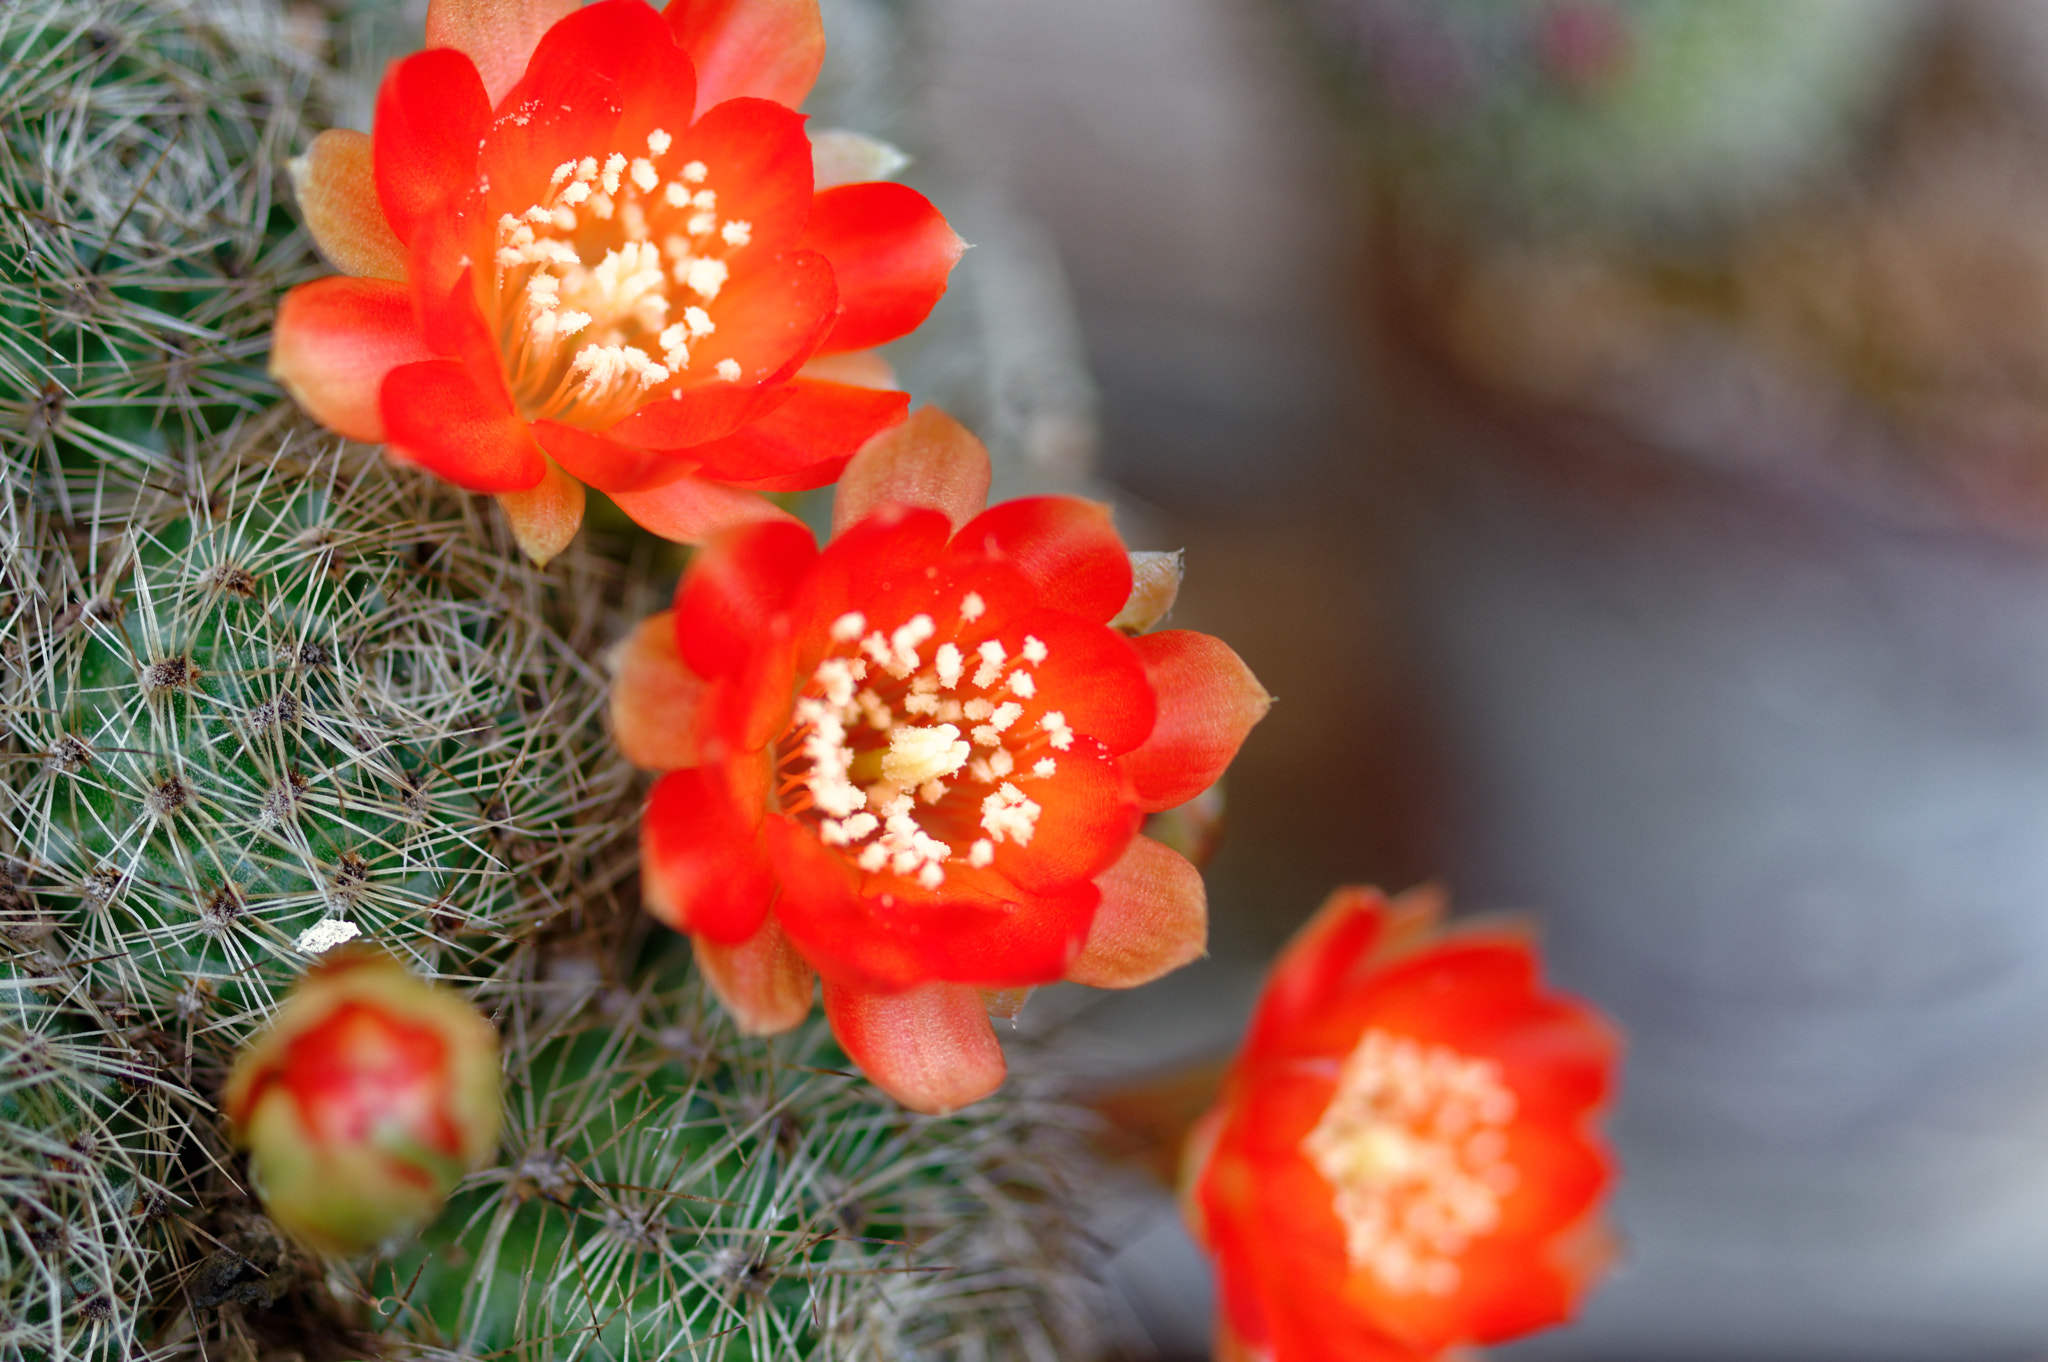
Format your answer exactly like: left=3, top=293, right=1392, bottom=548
left=0, top=0, right=326, bottom=503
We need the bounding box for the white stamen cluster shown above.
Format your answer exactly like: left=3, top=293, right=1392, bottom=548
left=489, top=126, right=759, bottom=420
left=784, top=602, right=1070, bottom=889
left=1301, top=1029, right=1522, bottom=1298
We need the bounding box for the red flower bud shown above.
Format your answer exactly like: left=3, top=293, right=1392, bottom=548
left=224, top=949, right=501, bottom=1254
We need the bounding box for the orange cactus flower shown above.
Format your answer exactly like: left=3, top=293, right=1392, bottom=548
left=224, top=949, right=501, bottom=1254
left=1183, top=887, right=1621, bottom=1362
left=609, top=407, right=1271, bottom=1113
left=271, top=0, right=964, bottom=564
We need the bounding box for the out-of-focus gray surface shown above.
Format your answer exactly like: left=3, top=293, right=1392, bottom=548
left=912, top=0, right=2048, bottom=1359
left=1401, top=388, right=2048, bottom=1362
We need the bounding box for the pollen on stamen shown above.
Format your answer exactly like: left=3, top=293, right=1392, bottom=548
left=831, top=612, right=867, bottom=643
left=630, top=158, right=658, bottom=191
left=562, top=180, right=593, bottom=206
left=980, top=783, right=1042, bottom=846
left=889, top=616, right=936, bottom=676
left=973, top=640, right=1007, bottom=688
left=692, top=189, right=716, bottom=209
left=721, top=220, right=752, bottom=246
left=602, top=152, right=627, bottom=194
left=989, top=749, right=1015, bottom=777
left=1022, top=635, right=1049, bottom=664
left=551, top=161, right=576, bottom=187
left=1032, top=758, right=1057, bottom=778
left=935, top=643, right=964, bottom=688
left=1007, top=670, right=1037, bottom=699
left=857, top=688, right=892, bottom=730
left=1040, top=711, right=1074, bottom=750
left=685, top=306, right=715, bottom=337
left=664, top=182, right=692, bottom=208
left=577, top=156, right=599, bottom=180
left=880, top=722, right=968, bottom=786
left=686, top=257, right=729, bottom=298
left=716, top=359, right=742, bottom=381
left=964, top=698, right=994, bottom=721
left=647, top=128, right=672, bottom=155
left=969, top=838, right=995, bottom=867
left=682, top=160, right=708, bottom=182
left=658, top=324, right=690, bottom=368
left=961, top=592, right=987, bottom=622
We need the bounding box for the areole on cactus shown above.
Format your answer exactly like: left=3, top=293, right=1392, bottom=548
left=610, top=407, right=1273, bottom=1113
left=271, top=0, right=964, bottom=565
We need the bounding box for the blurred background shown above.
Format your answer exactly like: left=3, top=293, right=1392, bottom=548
left=842, top=0, right=2048, bottom=1357
left=323, top=0, right=2048, bottom=1353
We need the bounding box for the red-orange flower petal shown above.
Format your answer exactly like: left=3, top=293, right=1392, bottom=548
left=603, top=383, right=795, bottom=455
left=286, top=0, right=963, bottom=563
left=640, top=768, right=774, bottom=942
left=271, top=278, right=434, bottom=443
left=832, top=404, right=992, bottom=535
left=496, top=456, right=585, bottom=566
left=664, top=0, right=825, bottom=115
left=609, top=610, right=704, bottom=770
left=1186, top=886, right=1621, bottom=1362
left=605, top=414, right=1265, bottom=1108
left=693, top=920, right=816, bottom=1035
left=673, top=519, right=817, bottom=679
left=531, top=420, right=681, bottom=492
left=610, top=474, right=804, bottom=544
left=822, top=979, right=1006, bottom=1115
left=424, top=0, right=581, bottom=107
left=480, top=0, right=694, bottom=218
left=657, top=96, right=815, bottom=258
left=290, top=130, right=408, bottom=282
left=1065, top=834, right=1207, bottom=989
left=952, top=496, right=1133, bottom=622
left=1123, top=630, right=1273, bottom=812
left=683, top=378, right=909, bottom=486
left=677, top=246, right=839, bottom=388
left=381, top=360, right=547, bottom=492
left=373, top=47, right=490, bottom=246
left=766, top=819, right=1100, bottom=991
left=799, top=182, right=966, bottom=354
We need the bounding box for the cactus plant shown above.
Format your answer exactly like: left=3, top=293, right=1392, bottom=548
left=1, top=2, right=1112, bottom=1359
left=2, top=439, right=1106, bottom=1362
left=0, top=0, right=328, bottom=510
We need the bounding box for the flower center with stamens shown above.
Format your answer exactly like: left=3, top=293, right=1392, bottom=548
left=487, top=125, right=754, bottom=426
left=774, top=597, right=1073, bottom=891
left=1301, top=1029, right=1521, bottom=1298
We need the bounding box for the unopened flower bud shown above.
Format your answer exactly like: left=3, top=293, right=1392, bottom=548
left=224, top=948, right=501, bottom=1254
